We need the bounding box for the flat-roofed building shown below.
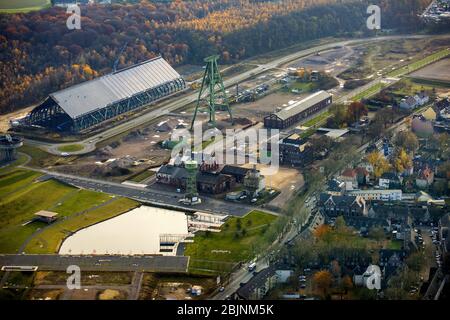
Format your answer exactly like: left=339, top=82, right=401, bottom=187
left=34, top=210, right=59, bottom=224
left=279, top=133, right=313, bottom=167
left=348, top=189, right=402, bottom=201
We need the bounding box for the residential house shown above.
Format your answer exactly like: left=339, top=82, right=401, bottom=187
left=236, top=265, right=292, bottom=300
left=382, top=141, right=394, bottom=157
left=435, top=97, right=450, bottom=112
left=415, top=92, right=430, bottom=106
left=359, top=160, right=374, bottom=174
left=339, top=168, right=358, bottom=190
left=341, top=216, right=391, bottom=235
left=355, top=167, right=370, bottom=186
left=416, top=166, right=434, bottom=189
left=380, top=249, right=408, bottom=284
left=379, top=172, right=402, bottom=189
left=400, top=92, right=429, bottom=111
left=318, top=193, right=368, bottom=217
left=400, top=96, right=419, bottom=110
left=369, top=203, right=410, bottom=228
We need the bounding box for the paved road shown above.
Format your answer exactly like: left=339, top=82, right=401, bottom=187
left=0, top=254, right=188, bottom=273
left=26, top=35, right=437, bottom=155
left=34, top=169, right=272, bottom=217
left=128, top=271, right=144, bottom=300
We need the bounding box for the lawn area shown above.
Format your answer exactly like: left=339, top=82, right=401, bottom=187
left=0, top=169, right=42, bottom=199
left=0, top=165, right=137, bottom=254
left=50, top=189, right=113, bottom=216
left=390, top=78, right=439, bottom=97
left=25, top=197, right=138, bottom=254
left=0, top=153, right=29, bottom=175
left=288, top=81, right=315, bottom=93
left=57, top=144, right=84, bottom=153
left=0, top=178, right=77, bottom=253
left=351, top=49, right=450, bottom=102
left=299, top=127, right=316, bottom=139
left=387, top=240, right=403, bottom=250
left=19, top=145, right=75, bottom=168
left=0, top=179, right=77, bottom=230
left=352, top=82, right=386, bottom=101
left=0, top=0, right=50, bottom=13
left=303, top=111, right=331, bottom=128
left=185, top=210, right=277, bottom=274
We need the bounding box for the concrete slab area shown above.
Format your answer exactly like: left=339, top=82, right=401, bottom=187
left=0, top=254, right=189, bottom=273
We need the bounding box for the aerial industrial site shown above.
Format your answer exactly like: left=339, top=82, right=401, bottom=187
left=0, top=0, right=449, bottom=310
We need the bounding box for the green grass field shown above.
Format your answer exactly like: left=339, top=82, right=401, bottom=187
left=390, top=78, right=436, bottom=97
left=0, top=169, right=42, bottom=199
left=57, top=144, right=84, bottom=153
left=0, top=0, right=51, bottom=13
left=19, top=145, right=75, bottom=168
left=303, top=111, right=330, bottom=128
left=185, top=210, right=277, bottom=274
left=25, top=197, right=138, bottom=254
left=0, top=154, right=29, bottom=175
left=0, top=165, right=138, bottom=254
left=352, top=82, right=386, bottom=101
left=0, top=177, right=78, bottom=253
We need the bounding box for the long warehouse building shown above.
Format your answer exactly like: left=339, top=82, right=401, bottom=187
left=264, top=90, right=332, bottom=129
left=24, top=56, right=185, bottom=133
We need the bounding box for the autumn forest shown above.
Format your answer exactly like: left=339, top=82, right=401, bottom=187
left=0, top=0, right=431, bottom=114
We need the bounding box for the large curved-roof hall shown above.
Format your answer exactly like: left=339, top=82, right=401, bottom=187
left=24, top=56, right=185, bottom=133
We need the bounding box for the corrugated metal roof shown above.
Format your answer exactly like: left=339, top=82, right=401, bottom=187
left=275, top=91, right=332, bottom=121
left=50, top=56, right=182, bottom=119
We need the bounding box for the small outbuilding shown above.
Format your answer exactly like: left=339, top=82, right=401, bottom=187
left=34, top=210, right=58, bottom=224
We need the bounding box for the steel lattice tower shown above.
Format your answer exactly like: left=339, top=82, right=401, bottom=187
left=190, top=55, right=233, bottom=130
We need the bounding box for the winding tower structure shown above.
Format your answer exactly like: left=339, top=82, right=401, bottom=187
left=190, top=55, right=233, bottom=130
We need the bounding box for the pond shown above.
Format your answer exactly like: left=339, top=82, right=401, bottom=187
left=59, top=206, right=188, bottom=255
